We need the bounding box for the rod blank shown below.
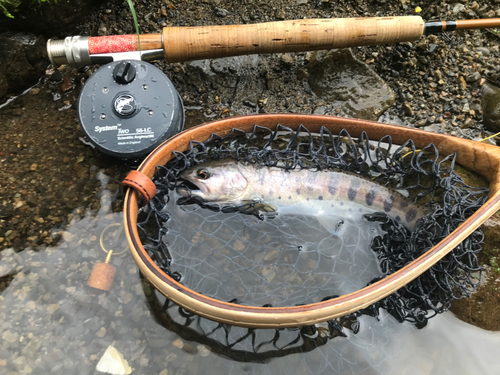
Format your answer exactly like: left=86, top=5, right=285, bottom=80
left=47, top=16, right=500, bottom=67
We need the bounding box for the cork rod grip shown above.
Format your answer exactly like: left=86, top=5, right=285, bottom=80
left=162, top=16, right=424, bottom=62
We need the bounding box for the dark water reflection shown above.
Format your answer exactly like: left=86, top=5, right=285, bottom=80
left=1, top=175, right=499, bottom=375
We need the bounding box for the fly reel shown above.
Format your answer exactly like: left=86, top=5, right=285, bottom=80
left=78, top=60, right=184, bottom=159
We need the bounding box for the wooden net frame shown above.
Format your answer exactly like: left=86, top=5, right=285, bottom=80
left=123, top=114, right=500, bottom=328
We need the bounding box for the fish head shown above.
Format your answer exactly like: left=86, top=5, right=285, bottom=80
left=177, top=160, right=249, bottom=202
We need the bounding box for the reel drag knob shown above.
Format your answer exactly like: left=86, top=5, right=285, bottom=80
left=112, top=61, right=136, bottom=84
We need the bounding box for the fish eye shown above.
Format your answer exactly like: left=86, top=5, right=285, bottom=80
left=196, top=169, right=211, bottom=179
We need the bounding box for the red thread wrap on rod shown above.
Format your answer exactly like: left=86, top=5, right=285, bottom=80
left=88, top=35, right=138, bottom=54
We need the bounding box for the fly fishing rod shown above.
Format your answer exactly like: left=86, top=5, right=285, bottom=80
left=47, top=16, right=500, bottom=66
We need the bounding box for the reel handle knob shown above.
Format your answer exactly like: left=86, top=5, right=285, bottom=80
left=113, top=61, right=136, bottom=84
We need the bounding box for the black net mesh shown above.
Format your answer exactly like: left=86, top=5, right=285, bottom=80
left=136, top=124, right=487, bottom=353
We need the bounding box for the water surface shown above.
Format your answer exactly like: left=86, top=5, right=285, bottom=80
left=1, top=179, right=499, bottom=375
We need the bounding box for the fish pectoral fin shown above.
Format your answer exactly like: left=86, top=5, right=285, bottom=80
left=222, top=202, right=278, bottom=219
left=253, top=203, right=278, bottom=219
left=316, top=215, right=346, bottom=236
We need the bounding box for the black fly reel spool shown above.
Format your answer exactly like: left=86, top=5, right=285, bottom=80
left=78, top=60, right=184, bottom=159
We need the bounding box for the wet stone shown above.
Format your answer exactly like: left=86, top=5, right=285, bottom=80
left=453, top=3, right=465, bottom=13
left=459, top=76, right=467, bottom=90
left=139, top=355, right=149, bottom=367
left=61, top=76, right=73, bottom=93
left=85, top=316, right=101, bottom=331
left=182, top=343, right=197, bottom=354
left=466, top=72, right=481, bottom=83
left=66, top=325, right=84, bottom=338
left=476, top=47, right=491, bottom=56
left=2, top=330, right=18, bottom=343
left=275, top=8, right=286, bottom=19
left=123, top=293, right=133, bottom=304
left=416, top=119, right=427, bottom=127
left=197, top=344, right=211, bottom=357
left=214, top=7, right=228, bottom=17
left=130, top=308, right=143, bottom=322
left=96, top=345, right=132, bottom=375
left=13, top=356, right=27, bottom=370
left=308, top=49, right=395, bottom=120
left=281, top=53, right=294, bottom=68
left=481, top=81, right=500, bottom=132
left=172, top=339, right=183, bottom=349
left=210, top=55, right=259, bottom=77
left=49, top=71, right=63, bottom=82
left=232, top=239, right=246, bottom=251
left=477, top=5, right=489, bottom=15
left=96, top=327, right=106, bottom=337
left=147, top=338, right=166, bottom=348
left=313, top=105, right=326, bottom=115
left=402, top=102, right=413, bottom=116
left=242, top=100, right=257, bottom=108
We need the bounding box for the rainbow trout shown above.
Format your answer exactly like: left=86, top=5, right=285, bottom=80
left=177, top=159, right=426, bottom=232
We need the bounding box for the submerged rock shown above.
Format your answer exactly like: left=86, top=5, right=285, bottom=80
left=307, top=49, right=395, bottom=121
left=95, top=345, right=132, bottom=375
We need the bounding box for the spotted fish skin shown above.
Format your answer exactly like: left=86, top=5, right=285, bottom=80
left=178, top=160, right=426, bottom=230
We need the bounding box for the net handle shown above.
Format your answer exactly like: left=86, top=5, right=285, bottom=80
left=124, top=114, right=500, bottom=328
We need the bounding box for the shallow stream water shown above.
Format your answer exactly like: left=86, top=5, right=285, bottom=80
left=1, top=176, right=500, bottom=375
left=164, top=192, right=385, bottom=307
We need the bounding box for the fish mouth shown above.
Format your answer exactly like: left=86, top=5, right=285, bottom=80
left=176, top=180, right=202, bottom=198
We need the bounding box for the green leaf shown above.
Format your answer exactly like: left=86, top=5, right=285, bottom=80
left=0, top=0, right=22, bottom=18
left=126, top=0, right=141, bottom=52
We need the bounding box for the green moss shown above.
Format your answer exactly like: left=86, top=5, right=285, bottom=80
left=490, top=252, right=500, bottom=275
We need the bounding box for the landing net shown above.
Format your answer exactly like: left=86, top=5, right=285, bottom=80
left=136, top=124, right=487, bottom=344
